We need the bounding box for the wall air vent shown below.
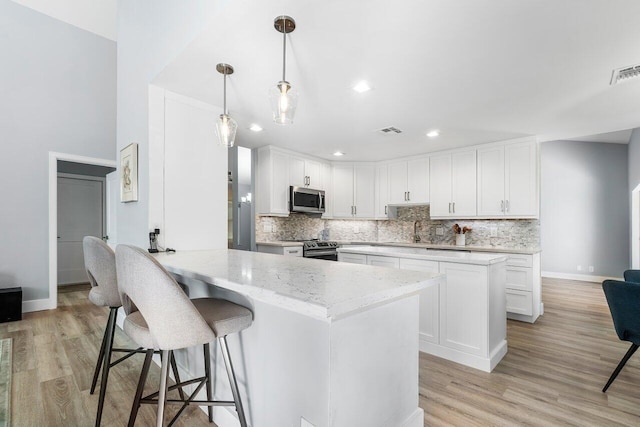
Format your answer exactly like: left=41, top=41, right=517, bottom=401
left=610, top=63, right=640, bottom=85
left=377, top=126, right=403, bottom=134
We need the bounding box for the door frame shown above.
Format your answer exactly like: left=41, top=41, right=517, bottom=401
left=48, top=152, right=116, bottom=310
left=633, top=183, right=640, bottom=269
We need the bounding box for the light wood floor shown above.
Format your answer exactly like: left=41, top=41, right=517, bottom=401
left=2, top=279, right=639, bottom=426
left=420, top=278, right=640, bottom=426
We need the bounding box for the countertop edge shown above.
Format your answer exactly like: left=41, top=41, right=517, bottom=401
left=337, top=246, right=509, bottom=265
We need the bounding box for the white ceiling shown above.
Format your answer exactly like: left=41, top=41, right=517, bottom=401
left=565, top=129, right=633, bottom=144
left=10, top=0, right=117, bottom=41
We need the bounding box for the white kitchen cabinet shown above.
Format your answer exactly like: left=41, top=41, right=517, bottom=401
left=399, top=258, right=440, bottom=344
left=387, top=158, right=429, bottom=205
left=477, top=139, right=539, bottom=218
left=367, top=255, right=400, bottom=268
left=290, top=156, right=323, bottom=189
left=375, top=164, right=389, bottom=219
left=256, top=244, right=303, bottom=257
left=257, top=146, right=331, bottom=216
left=338, top=252, right=367, bottom=264
left=321, top=162, right=333, bottom=218
left=331, top=163, right=376, bottom=218
left=256, top=147, right=290, bottom=216
left=504, top=253, right=541, bottom=323
left=429, top=150, right=476, bottom=217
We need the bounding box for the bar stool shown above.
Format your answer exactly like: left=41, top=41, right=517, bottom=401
left=83, top=236, right=126, bottom=426
left=115, top=245, right=253, bottom=427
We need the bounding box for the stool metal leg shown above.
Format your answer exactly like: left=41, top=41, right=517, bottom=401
left=204, top=343, right=213, bottom=422
left=90, top=312, right=111, bottom=394
left=219, top=336, right=247, bottom=427
left=128, top=349, right=154, bottom=427
left=157, top=350, right=171, bottom=427
left=95, top=307, right=117, bottom=427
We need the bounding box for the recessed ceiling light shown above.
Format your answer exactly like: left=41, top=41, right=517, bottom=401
left=426, top=130, right=440, bottom=138
left=249, top=124, right=263, bottom=132
left=352, top=81, right=371, bottom=93
left=333, top=151, right=345, bottom=157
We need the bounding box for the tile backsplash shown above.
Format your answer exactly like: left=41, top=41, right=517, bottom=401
left=256, top=206, right=539, bottom=249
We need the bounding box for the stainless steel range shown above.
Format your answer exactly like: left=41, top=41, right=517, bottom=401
left=302, top=240, right=339, bottom=261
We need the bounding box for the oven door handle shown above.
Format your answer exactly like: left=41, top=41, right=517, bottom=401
left=305, top=250, right=338, bottom=257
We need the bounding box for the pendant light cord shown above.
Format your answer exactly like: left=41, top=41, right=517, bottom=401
left=282, top=22, right=287, bottom=82
left=223, top=71, right=227, bottom=114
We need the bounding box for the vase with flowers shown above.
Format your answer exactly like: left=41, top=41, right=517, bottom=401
left=452, top=223, right=472, bottom=246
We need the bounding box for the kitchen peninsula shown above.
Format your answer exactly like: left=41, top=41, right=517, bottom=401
left=338, top=246, right=508, bottom=372
left=151, top=249, right=443, bottom=427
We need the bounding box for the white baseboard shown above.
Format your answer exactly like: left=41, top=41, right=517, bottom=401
left=22, top=298, right=55, bottom=313
left=419, top=336, right=507, bottom=372
left=401, top=408, right=424, bottom=427
left=542, top=271, right=622, bottom=283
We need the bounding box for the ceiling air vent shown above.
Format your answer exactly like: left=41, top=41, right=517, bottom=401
left=377, top=126, right=403, bottom=134
left=610, top=63, right=640, bottom=85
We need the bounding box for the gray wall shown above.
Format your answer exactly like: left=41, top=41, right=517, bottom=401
left=541, top=140, right=629, bottom=277
left=116, top=1, right=217, bottom=248
left=628, top=129, right=640, bottom=192
left=0, top=1, right=116, bottom=300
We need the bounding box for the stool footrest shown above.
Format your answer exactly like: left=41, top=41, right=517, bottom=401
left=139, top=398, right=236, bottom=407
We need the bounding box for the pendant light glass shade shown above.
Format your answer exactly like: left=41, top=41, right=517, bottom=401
left=271, top=16, right=297, bottom=125
left=215, top=113, right=237, bottom=147
left=269, top=80, right=298, bottom=125
left=215, top=63, right=236, bottom=147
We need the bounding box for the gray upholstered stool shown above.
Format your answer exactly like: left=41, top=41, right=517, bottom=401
left=115, top=245, right=253, bottom=427
left=83, top=236, right=127, bottom=426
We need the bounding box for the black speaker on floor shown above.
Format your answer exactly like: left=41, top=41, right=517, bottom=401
left=0, top=287, right=22, bottom=323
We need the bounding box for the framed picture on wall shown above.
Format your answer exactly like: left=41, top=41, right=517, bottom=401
left=120, top=143, right=138, bottom=202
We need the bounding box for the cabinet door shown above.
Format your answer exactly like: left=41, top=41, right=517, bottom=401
left=439, top=262, right=488, bottom=357
left=271, top=150, right=290, bottom=215
left=354, top=164, right=375, bottom=218
left=332, top=164, right=354, bottom=218
left=375, top=164, right=389, bottom=218
left=289, top=155, right=306, bottom=187
left=451, top=150, right=476, bottom=216
left=388, top=161, right=408, bottom=205
left=407, top=157, right=429, bottom=203
left=505, top=141, right=538, bottom=217
left=367, top=255, right=400, bottom=268
left=399, top=258, right=439, bottom=344
left=321, top=163, right=333, bottom=217
left=305, top=160, right=322, bottom=189
left=338, top=252, right=367, bottom=264
left=429, top=154, right=452, bottom=217
left=283, top=246, right=303, bottom=257
left=477, top=146, right=505, bottom=216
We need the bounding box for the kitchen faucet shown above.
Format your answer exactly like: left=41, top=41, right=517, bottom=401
left=414, top=221, right=421, bottom=243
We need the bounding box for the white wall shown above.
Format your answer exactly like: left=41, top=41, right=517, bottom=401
left=541, top=140, right=629, bottom=278
left=116, top=1, right=218, bottom=248
left=0, top=1, right=116, bottom=301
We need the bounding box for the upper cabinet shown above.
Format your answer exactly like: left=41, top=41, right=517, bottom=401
left=289, top=156, right=323, bottom=189
left=387, top=157, right=429, bottom=205
left=256, top=146, right=331, bottom=216
left=430, top=150, right=477, bottom=218
left=477, top=140, right=538, bottom=218
left=332, top=163, right=376, bottom=218
left=375, top=164, right=389, bottom=219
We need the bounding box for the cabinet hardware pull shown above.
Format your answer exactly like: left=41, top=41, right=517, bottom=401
left=385, top=205, right=387, bottom=215
left=506, top=200, right=509, bottom=212
left=354, top=206, right=357, bottom=215
left=407, top=191, right=410, bottom=201
left=448, top=202, right=451, bottom=213
left=501, top=200, right=504, bottom=212
left=453, top=202, right=455, bottom=213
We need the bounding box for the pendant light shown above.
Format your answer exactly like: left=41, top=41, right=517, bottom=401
left=269, top=15, right=298, bottom=125
left=215, top=63, right=237, bottom=147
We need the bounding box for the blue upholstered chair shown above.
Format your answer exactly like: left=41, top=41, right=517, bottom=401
left=602, top=271, right=640, bottom=392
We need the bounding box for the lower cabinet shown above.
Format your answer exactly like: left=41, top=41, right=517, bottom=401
left=256, top=244, right=303, bottom=257
left=499, top=253, right=541, bottom=323
left=339, top=251, right=507, bottom=372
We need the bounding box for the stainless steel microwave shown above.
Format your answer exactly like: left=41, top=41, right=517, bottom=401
left=289, top=186, right=325, bottom=214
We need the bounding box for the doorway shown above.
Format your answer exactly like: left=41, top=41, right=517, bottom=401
left=632, top=183, right=640, bottom=269
left=48, top=153, right=116, bottom=309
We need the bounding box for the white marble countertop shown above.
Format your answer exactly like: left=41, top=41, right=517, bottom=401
left=153, top=250, right=442, bottom=321
left=256, top=241, right=304, bottom=247
left=336, top=241, right=540, bottom=255
left=337, top=245, right=508, bottom=265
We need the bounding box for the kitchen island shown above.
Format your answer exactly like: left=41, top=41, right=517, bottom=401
left=150, top=249, right=443, bottom=427
left=338, top=246, right=508, bottom=372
